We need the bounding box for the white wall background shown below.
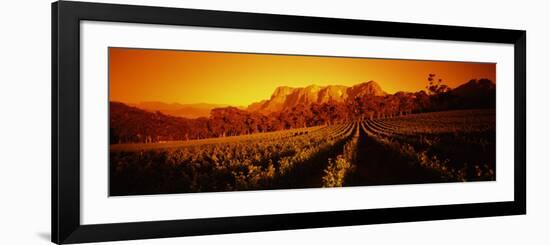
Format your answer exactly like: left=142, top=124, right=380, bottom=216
left=0, top=0, right=547, bottom=244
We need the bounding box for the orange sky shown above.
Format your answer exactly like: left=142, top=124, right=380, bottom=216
left=109, top=47, right=496, bottom=107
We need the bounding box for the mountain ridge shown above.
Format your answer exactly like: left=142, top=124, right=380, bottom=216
left=125, top=79, right=495, bottom=118
left=247, top=81, right=387, bottom=114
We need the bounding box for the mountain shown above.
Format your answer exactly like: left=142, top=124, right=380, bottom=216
left=451, top=78, right=496, bottom=97
left=347, top=81, right=387, bottom=98
left=110, top=79, right=496, bottom=144
left=247, top=81, right=386, bottom=114
left=131, top=101, right=232, bottom=119
left=120, top=78, right=494, bottom=123
left=449, top=78, right=496, bottom=108
left=110, top=102, right=215, bottom=143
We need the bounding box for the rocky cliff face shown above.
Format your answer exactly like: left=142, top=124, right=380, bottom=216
left=247, top=81, right=386, bottom=114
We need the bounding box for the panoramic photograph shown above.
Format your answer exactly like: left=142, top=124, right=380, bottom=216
left=109, top=47, right=496, bottom=196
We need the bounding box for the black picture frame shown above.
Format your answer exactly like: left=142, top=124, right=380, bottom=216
left=52, top=1, right=526, bottom=244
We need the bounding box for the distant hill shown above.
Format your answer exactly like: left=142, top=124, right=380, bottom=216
left=247, top=81, right=386, bottom=114
left=131, top=101, right=232, bottom=119
left=449, top=79, right=496, bottom=109
left=110, top=102, right=214, bottom=143
left=452, top=78, right=495, bottom=97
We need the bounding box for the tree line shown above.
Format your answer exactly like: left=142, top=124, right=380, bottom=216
left=110, top=77, right=495, bottom=144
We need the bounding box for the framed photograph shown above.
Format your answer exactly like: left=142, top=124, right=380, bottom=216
left=52, top=1, right=526, bottom=244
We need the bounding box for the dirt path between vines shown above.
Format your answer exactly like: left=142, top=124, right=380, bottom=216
left=275, top=123, right=358, bottom=189
left=344, top=124, right=447, bottom=186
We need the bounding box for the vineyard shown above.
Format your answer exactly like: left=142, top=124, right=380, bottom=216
left=110, top=109, right=495, bottom=196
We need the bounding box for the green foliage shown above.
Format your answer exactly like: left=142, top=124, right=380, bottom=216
left=110, top=109, right=496, bottom=195
left=110, top=122, right=355, bottom=195
left=322, top=156, right=351, bottom=187
left=361, top=109, right=496, bottom=182
left=322, top=125, right=359, bottom=187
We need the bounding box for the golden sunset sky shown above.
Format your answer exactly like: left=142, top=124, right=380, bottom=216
left=109, top=47, right=496, bottom=107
